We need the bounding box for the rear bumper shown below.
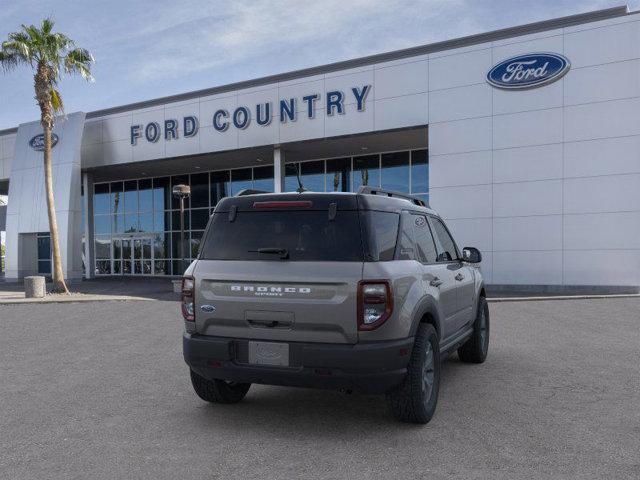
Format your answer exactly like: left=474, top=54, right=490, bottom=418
left=183, top=333, right=414, bottom=394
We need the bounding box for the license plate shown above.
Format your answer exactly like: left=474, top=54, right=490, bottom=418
left=248, top=341, right=289, bottom=367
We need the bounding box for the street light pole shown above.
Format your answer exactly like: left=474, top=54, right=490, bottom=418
left=172, top=184, right=191, bottom=275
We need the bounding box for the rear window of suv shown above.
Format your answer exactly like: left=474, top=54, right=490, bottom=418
left=200, top=211, right=364, bottom=262
left=199, top=209, right=401, bottom=262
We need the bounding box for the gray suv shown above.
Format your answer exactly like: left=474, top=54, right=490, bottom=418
left=182, top=187, right=489, bottom=424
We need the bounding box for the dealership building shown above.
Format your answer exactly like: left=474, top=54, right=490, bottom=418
left=0, top=5, right=639, bottom=292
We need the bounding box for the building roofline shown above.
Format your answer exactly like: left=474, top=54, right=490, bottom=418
left=0, top=4, right=631, bottom=136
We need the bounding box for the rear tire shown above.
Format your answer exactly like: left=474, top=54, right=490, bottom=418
left=458, top=296, right=490, bottom=364
left=190, top=369, right=251, bottom=404
left=386, top=323, right=440, bottom=424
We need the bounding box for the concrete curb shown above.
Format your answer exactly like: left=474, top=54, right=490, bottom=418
left=488, top=294, right=640, bottom=303
left=0, top=295, right=156, bottom=305
left=2, top=292, right=638, bottom=305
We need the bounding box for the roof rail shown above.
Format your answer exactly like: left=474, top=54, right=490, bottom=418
left=235, top=189, right=269, bottom=197
left=357, top=186, right=428, bottom=207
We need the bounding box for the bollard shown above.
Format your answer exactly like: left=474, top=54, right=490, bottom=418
left=25, top=276, right=46, bottom=298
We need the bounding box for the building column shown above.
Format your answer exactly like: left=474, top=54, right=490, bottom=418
left=273, top=146, right=285, bottom=193
left=0, top=202, right=5, bottom=274
left=82, top=172, right=94, bottom=279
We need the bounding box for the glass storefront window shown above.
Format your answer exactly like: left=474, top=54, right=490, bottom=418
left=171, top=210, right=190, bottom=232
left=112, top=214, right=125, bottom=234
left=139, top=213, right=153, bottom=232
left=124, top=180, right=138, bottom=213
left=122, top=239, right=132, bottom=259
left=411, top=149, right=429, bottom=194
left=190, top=209, right=209, bottom=230
left=153, top=233, right=169, bottom=259
left=94, top=215, right=111, bottom=235
left=381, top=151, right=410, bottom=193
left=153, top=177, right=171, bottom=211
left=285, top=163, right=301, bottom=192
left=138, top=178, right=153, bottom=212
left=171, top=232, right=184, bottom=259
left=171, top=175, right=190, bottom=209
left=299, top=161, right=325, bottom=192
left=414, top=193, right=429, bottom=205
left=113, top=238, right=122, bottom=260
left=91, top=149, right=427, bottom=276
left=190, top=173, right=209, bottom=208
left=154, top=260, right=169, bottom=275
left=353, top=155, right=380, bottom=191
left=210, top=171, right=230, bottom=207
left=95, top=236, right=111, bottom=259
left=230, top=168, right=252, bottom=195
left=96, top=260, right=111, bottom=275
left=253, top=166, right=274, bottom=192
left=190, top=231, right=204, bottom=258
left=37, top=232, right=52, bottom=275
left=124, top=213, right=138, bottom=233
left=94, top=183, right=110, bottom=215
left=326, top=158, right=351, bottom=192
left=153, top=211, right=168, bottom=232
left=111, top=182, right=123, bottom=215
left=172, top=260, right=186, bottom=276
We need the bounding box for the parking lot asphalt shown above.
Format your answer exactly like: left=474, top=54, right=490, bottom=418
left=1, top=297, right=639, bottom=479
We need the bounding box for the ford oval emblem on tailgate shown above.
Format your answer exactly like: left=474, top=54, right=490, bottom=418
left=200, top=304, right=216, bottom=312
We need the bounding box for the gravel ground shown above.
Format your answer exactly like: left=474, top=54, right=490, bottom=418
left=0, top=297, right=639, bottom=479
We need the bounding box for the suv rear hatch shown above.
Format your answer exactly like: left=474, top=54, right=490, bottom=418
left=193, top=194, right=364, bottom=344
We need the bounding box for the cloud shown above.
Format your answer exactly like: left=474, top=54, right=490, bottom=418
left=113, top=0, right=469, bottom=82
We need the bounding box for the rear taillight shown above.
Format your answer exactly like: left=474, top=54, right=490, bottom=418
left=357, top=280, right=393, bottom=331
left=181, top=276, right=195, bottom=321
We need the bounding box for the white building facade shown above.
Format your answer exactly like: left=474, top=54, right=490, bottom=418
left=0, top=6, right=639, bottom=293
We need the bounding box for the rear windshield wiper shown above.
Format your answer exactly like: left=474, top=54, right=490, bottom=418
left=248, top=247, right=290, bottom=260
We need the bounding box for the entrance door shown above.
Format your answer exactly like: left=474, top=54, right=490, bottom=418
left=133, top=237, right=153, bottom=275
left=113, top=235, right=154, bottom=275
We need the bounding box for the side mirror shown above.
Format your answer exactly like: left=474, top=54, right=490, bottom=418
left=462, top=247, right=482, bottom=263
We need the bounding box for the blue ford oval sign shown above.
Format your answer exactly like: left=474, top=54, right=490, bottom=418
left=487, top=53, right=570, bottom=90
left=29, top=133, right=59, bottom=151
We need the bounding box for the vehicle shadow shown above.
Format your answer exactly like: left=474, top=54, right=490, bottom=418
left=189, top=355, right=477, bottom=436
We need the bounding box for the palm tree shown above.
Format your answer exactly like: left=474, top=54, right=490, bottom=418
left=0, top=18, right=93, bottom=293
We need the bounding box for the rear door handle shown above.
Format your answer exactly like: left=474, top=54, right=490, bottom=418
left=429, top=277, right=443, bottom=287
left=455, top=273, right=465, bottom=281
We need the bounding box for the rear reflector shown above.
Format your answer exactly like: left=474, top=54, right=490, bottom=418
left=253, top=200, right=313, bottom=209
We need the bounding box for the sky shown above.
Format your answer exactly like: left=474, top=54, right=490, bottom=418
left=0, top=0, right=638, bottom=130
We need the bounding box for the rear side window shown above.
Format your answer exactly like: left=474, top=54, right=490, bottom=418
left=428, top=217, right=459, bottom=262
left=397, top=213, right=417, bottom=260
left=200, top=211, right=363, bottom=262
left=412, top=214, right=438, bottom=263
left=362, top=211, right=399, bottom=261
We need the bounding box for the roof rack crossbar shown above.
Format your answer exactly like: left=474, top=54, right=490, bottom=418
left=357, top=186, right=428, bottom=207
left=235, top=189, right=269, bottom=197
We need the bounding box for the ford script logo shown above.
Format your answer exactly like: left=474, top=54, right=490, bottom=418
left=29, top=133, right=59, bottom=151
left=487, top=53, right=570, bottom=90
left=200, top=304, right=216, bottom=312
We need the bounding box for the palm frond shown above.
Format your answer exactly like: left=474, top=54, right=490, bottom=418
left=64, top=47, right=94, bottom=81
left=2, top=32, right=33, bottom=61
left=50, top=87, right=64, bottom=113
left=23, top=24, right=43, bottom=46
left=0, top=50, right=18, bottom=70
left=41, top=17, right=54, bottom=35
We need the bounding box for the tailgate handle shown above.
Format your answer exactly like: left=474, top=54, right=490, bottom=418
left=245, top=310, right=294, bottom=329
left=248, top=319, right=292, bottom=329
